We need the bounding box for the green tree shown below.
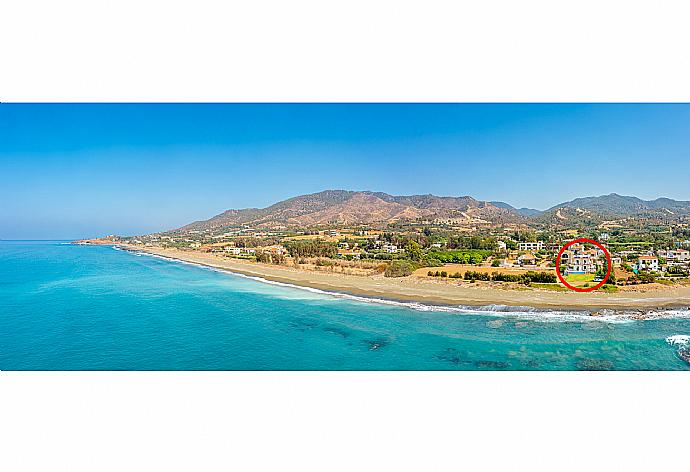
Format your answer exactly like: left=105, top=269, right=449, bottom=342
left=404, top=241, right=423, bottom=262
left=384, top=260, right=414, bottom=277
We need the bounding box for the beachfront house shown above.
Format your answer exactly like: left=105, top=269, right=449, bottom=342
left=637, top=255, right=659, bottom=271
left=567, top=254, right=597, bottom=274
left=561, top=243, right=600, bottom=274
left=518, top=253, right=537, bottom=267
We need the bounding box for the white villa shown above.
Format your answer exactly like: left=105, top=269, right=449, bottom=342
left=561, top=243, right=601, bottom=274
left=637, top=255, right=659, bottom=271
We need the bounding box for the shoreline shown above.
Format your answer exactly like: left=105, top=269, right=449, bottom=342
left=108, top=244, right=690, bottom=317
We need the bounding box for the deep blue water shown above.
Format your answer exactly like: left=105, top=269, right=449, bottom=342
left=1, top=241, right=689, bottom=370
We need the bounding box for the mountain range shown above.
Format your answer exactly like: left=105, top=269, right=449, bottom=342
left=176, top=191, right=690, bottom=232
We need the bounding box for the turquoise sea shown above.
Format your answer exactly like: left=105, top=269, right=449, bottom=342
left=1, top=240, right=689, bottom=370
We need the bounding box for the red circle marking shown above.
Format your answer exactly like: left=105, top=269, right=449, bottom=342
left=555, top=238, right=612, bottom=293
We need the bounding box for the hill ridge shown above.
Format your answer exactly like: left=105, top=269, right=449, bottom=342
left=176, top=190, right=690, bottom=233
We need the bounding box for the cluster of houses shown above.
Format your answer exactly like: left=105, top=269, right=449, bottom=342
left=648, top=248, right=690, bottom=273
left=658, top=248, right=690, bottom=263
left=509, top=242, right=608, bottom=273
left=611, top=248, right=689, bottom=274
left=196, top=241, right=287, bottom=257
left=373, top=240, right=403, bottom=253
left=498, top=236, right=690, bottom=277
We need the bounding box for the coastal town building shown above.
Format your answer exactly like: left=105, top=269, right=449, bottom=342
left=258, top=245, right=286, bottom=255
left=433, top=218, right=468, bottom=225
left=637, top=255, right=659, bottom=271
left=658, top=248, right=690, bottom=261
left=518, top=253, right=537, bottom=267
left=518, top=241, right=543, bottom=252
left=381, top=243, right=401, bottom=253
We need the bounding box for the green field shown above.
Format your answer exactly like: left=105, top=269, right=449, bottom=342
left=565, top=273, right=595, bottom=285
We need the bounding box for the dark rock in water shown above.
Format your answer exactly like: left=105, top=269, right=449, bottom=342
left=576, top=359, right=615, bottom=371
left=322, top=326, right=351, bottom=338
left=434, top=348, right=467, bottom=366
left=474, top=360, right=509, bottom=369
left=677, top=348, right=690, bottom=365
left=289, top=319, right=318, bottom=332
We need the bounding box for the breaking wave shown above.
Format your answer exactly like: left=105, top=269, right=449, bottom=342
left=666, top=335, right=690, bottom=347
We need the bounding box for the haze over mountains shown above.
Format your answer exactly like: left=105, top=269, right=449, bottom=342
left=177, top=190, right=690, bottom=232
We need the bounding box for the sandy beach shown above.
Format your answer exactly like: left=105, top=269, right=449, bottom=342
left=117, top=244, right=690, bottom=313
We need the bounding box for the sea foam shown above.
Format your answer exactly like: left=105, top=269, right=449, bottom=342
left=665, top=335, right=690, bottom=347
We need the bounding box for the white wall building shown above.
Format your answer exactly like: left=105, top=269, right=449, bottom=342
left=518, top=241, right=543, bottom=252
left=382, top=244, right=400, bottom=253
left=637, top=256, right=659, bottom=271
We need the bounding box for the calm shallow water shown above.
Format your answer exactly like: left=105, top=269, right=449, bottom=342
left=1, top=241, right=689, bottom=370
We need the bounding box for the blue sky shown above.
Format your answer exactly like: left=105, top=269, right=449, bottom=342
left=1, top=103, right=690, bottom=239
